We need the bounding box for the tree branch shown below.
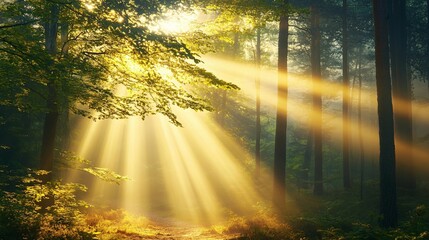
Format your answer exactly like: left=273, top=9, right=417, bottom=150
left=0, top=20, right=38, bottom=29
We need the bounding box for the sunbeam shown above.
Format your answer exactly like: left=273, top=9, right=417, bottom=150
left=201, top=55, right=429, bottom=176
left=65, top=53, right=428, bottom=227
left=67, top=109, right=272, bottom=225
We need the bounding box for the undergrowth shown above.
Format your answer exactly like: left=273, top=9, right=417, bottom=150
left=1, top=166, right=428, bottom=239
left=85, top=208, right=158, bottom=240
left=0, top=168, right=95, bottom=240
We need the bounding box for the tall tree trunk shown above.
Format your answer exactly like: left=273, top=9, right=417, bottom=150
left=311, top=1, right=323, bottom=195
left=40, top=3, right=60, bottom=183
left=372, top=0, right=398, bottom=228
left=358, top=57, right=365, bottom=200
left=390, top=0, right=415, bottom=190
left=255, top=28, right=262, bottom=178
left=39, top=3, right=60, bottom=211
left=427, top=0, right=429, bottom=91
left=59, top=22, right=71, bottom=151
left=273, top=10, right=289, bottom=212
left=342, top=0, right=351, bottom=189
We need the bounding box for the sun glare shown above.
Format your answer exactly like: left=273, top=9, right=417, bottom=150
left=151, top=10, right=199, bottom=34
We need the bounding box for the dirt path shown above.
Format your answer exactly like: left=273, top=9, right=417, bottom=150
left=111, top=224, right=238, bottom=240
left=90, top=212, right=241, bottom=240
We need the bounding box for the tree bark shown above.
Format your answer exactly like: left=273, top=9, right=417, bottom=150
left=311, top=1, right=323, bottom=196
left=40, top=3, right=60, bottom=182
left=372, top=0, right=398, bottom=228
left=273, top=10, right=289, bottom=212
left=342, top=0, right=351, bottom=189
left=358, top=57, right=365, bottom=200
left=390, top=0, right=415, bottom=190
left=427, top=0, right=429, bottom=91
left=59, top=22, right=71, bottom=151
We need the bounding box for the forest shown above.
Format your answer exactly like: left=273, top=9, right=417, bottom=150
left=1, top=0, right=429, bottom=239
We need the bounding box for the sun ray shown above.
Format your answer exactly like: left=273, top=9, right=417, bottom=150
left=65, top=53, right=429, bottom=228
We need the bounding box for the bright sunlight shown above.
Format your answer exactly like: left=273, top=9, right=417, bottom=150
left=2, top=1, right=429, bottom=239
left=150, top=9, right=200, bottom=34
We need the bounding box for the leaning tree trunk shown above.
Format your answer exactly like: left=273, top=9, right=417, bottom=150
left=273, top=8, right=289, bottom=212
left=311, top=1, right=323, bottom=196
left=342, top=0, right=351, bottom=189
left=390, top=0, right=415, bottom=190
left=372, top=0, right=398, bottom=228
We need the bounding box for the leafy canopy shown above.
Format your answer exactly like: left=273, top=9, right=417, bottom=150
left=0, top=0, right=236, bottom=126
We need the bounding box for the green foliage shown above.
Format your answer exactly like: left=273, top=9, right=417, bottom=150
left=0, top=167, right=96, bottom=239
left=0, top=0, right=234, bottom=128
left=318, top=221, right=429, bottom=240
left=57, top=151, right=128, bottom=184
left=291, top=190, right=429, bottom=240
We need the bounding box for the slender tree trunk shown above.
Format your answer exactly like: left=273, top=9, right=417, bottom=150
left=390, top=0, right=415, bottom=190
left=255, top=28, right=262, bottom=178
left=427, top=0, right=429, bottom=91
left=219, top=90, right=227, bottom=126
left=273, top=10, right=289, bottom=212
left=311, top=1, right=323, bottom=196
left=301, top=129, right=313, bottom=189
left=350, top=53, right=358, bottom=168
left=342, top=0, right=351, bottom=189
left=59, top=22, right=71, bottom=151
left=233, top=21, right=240, bottom=57
left=358, top=57, right=365, bottom=201
left=372, top=0, right=398, bottom=228
left=40, top=3, right=60, bottom=182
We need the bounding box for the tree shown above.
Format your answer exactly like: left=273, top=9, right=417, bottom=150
left=357, top=53, right=365, bottom=200
left=0, top=0, right=233, bottom=183
left=273, top=0, right=289, bottom=212
left=39, top=2, right=60, bottom=183
left=311, top=0, right=323, bottom=196
left=342, top=0, right=351, bottom=189
left=372, top=0, right=398, bottom=228
left=389, top=0, right=415, bottom=190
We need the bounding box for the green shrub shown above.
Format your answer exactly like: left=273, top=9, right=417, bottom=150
left=0, top=168, right=96, bottom=240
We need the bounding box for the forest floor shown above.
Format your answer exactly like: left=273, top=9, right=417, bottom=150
left=107, top=225, right=237, bottom=239
left=87, top=209, right=242, bottom=240
left=87, top=190, right=429, bottom=240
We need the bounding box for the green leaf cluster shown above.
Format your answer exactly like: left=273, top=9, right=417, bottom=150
left=0, top=0, right=234, bottom=126
left=57, top=150, right=128, bottom=184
